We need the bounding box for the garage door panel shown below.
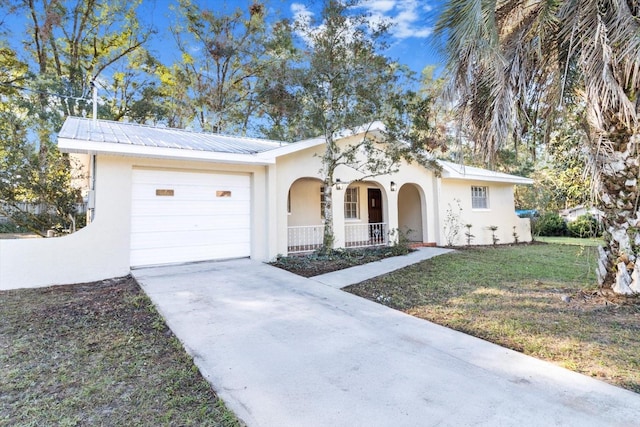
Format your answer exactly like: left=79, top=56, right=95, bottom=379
left=130, top=169, right=252, bottom=267
left=132, top=170, right=248, bottom=186
left=131, top=214, right=250, bottom=233
left=131, top=242, right=250, bottom=266
left=131, top=228, right=250, bottom=249
left=131, top=200, right=250, bottom=216
left=131, top=184, right=251, bottom=201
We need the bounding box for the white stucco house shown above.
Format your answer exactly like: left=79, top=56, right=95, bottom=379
left=0, top=117, right=533, bottom=290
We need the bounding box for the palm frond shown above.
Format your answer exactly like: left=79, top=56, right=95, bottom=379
left=438, top=0, right=639, bottom=167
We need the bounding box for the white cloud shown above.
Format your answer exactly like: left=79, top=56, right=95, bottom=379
left=360, top=0, right=433, bottom=39
left=291, top=2, right=314, bottom=25
left=365, top=0, right=396, bottom=13
left=290, top=3, right=321, bottom=46
left=290, top=0, right=433, bottom=47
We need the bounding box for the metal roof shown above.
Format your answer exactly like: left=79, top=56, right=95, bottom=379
left=58, top=117, right=283, bottom=154
left=57, top=118, right=534, bottom=185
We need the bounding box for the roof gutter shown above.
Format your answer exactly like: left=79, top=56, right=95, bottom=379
left=58, top=138, right=276, bottom=166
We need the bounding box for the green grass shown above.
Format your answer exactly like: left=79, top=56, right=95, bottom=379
left=0, top=277, right=243, bottom=427
left=535, top=235, right=603, bottom=246
left=346, top=243, right=640, bottom=393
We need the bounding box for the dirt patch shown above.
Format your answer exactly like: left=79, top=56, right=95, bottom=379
left=270, top=246, right=413, bottom=277
left=0, top=276, right=243, bottom=426
left=569, top=288, right=640, bottom=310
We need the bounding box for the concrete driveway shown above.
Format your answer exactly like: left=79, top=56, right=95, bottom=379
left=134, top=258, right=640, bottom=427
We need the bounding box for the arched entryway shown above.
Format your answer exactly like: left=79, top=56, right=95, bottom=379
left=397, top=183, right=424, bottom=243
left=344, top=181, right=389, bottom=248
left=287, top=177, right=325, bottom=253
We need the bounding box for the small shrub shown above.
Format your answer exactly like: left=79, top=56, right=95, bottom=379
left=444, top=199, right=463, bottom=246
left=464, top=224, right=474, bottom=246
left=567, top=214, right=602, bottom=238
left=0, top=221, right=22, bottom=233
left=389, top=228, right=412, bottom=256
left=488, top=225, right=499, bottom=245
left=532, top=212, right=567, bottom=236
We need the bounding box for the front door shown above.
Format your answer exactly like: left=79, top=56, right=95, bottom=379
left=368, top=188, right=383, bottom=223
left=368, top=188, right=383, bottom=242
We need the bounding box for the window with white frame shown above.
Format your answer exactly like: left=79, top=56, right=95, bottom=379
left=344, top=187, right=359, bottom=219
left=320, top=185, right=326, bottom=219
left=471, top=186, right=489, bottom=209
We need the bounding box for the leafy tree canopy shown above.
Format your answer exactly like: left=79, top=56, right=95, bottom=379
left=0, top=0, right=152, bottom=234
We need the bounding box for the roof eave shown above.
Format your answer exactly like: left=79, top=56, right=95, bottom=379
left=58, top=138, right=275, bottom=166
left=260, top=127, right=389, bottom=159
left=259, top=137, right=325, bottom=158
left=437, top=161, right=533, bottom=185
left=441, top=173, right=534, bottom=185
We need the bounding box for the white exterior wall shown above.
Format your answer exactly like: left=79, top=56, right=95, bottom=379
left=438, top=178, right=532, bottom=246
left=0, top=156, right=130, bottom=289
left=0, top=155, right=273, bottom=290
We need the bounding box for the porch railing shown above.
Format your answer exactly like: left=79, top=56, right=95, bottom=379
left=345, top=222, right=388, bottom=248
left=287, top=225, right=325, bottom=253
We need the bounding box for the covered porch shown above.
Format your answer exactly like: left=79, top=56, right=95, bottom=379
left=286, top=178, right=391, bottom=254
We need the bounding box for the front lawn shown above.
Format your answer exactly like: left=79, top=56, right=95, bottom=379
left=535, top=235, right=603, bottom=246
left=0, top=277, right=243, bottom=426
left=345, top=243, right=640, bottom=393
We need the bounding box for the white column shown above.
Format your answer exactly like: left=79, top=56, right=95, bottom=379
left=386, top=182, right=399, bottom=244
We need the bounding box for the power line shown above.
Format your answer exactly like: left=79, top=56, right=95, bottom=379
left=0, top=82, right=91, bottom=102
left=90, top=79, right=113, bottom=99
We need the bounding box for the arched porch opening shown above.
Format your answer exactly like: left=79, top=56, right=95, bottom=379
left=287, top=177, right=325, bottom=253
left=344, top=180, right=389, bottom=248
left=398, top=183, right=424, bottom=243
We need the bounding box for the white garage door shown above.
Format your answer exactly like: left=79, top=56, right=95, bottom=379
left=130, top=169, right=251, bottom=267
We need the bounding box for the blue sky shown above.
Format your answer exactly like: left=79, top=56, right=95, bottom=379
left=2, top=0, right=446, bottom=83
left=143, top=0, right=446, bottom=75
left=286, top=0, right=445, bottom=73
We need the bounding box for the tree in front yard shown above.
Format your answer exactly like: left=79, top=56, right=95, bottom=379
left=0, top=0, right=152, bottom=234
left=0, top=43, right=80, bottom=235
left=291, top=0, right=443, bottom=251
left=436, top=0, right=640, bottom=294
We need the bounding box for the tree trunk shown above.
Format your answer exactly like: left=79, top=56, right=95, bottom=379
left=595, top=120, right=640, bottom=294
left=322, top=181, right=334, bottom=251
left=321, top=136, right=337, bottom=252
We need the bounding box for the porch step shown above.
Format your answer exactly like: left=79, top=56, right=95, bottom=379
left=409, top=242, right=438, bottom=248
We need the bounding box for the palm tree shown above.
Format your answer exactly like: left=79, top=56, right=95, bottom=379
left=436, top=0, right=640, bottom=294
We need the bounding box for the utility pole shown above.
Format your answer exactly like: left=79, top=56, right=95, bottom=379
left=91, top=79, right=98, bottom=126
